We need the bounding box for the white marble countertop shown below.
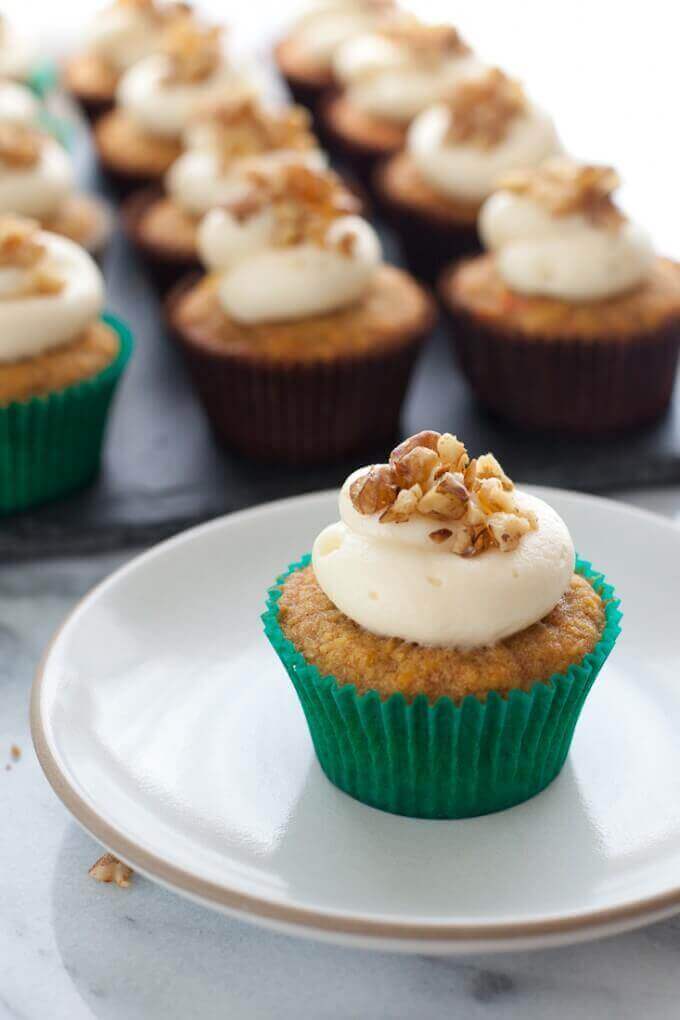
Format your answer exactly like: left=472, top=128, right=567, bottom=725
left=2, top=488, right=680, bottom=1020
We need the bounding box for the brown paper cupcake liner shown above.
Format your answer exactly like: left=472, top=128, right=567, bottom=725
left=166, top=275, right=432, bottom=464
left=72, top=93, right=115, bottom=125
left=319, top=95, right=405, bottom=190
left=122, top=187, right=201, bottom=295
left=440, top=290, right=680, bottom=434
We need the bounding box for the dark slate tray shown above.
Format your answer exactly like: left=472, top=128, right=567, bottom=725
left=3, top=125, right=680, bottom=560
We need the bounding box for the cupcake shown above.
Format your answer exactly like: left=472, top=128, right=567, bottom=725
left=94, top=17, right=256, bottom=196
left=64, top=0, right=190, bottom=122
left=0, top=215, right=132, bottom=513
left=0, top=121, right=111, bottom=257
left=439, top=158, right=680, bottom=433
left=166, top=163, right=434, bottom=463
left=374, top=68, right=560, bottom=282
left=321, top=21, right=480, bottom=183
left=274, top=0, right=402, bottom=124
left=122, top=97, right=325, bottom=293
left=264, top=430, right=621, bottom=818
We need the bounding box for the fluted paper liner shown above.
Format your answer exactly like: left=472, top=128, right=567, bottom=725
left=263, top=556, right=621, bottom=818
left=0, top=313, right=133, bottom=514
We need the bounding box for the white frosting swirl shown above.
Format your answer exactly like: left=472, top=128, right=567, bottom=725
left=408, top=101, right=560, bottom=202
left=166, top=148, right=327, bottom=217
left=479, top=190, right=655, bottom=301
left=0, top=81, right=39, bottom=126
left=117, top=53, right=256, bottom=138
left=334, top=32, right=481, bottom=122
left=0, top=138, right=74, bottom=219
left=292, top=1, right=392, bottom=68
left=0, top=232, right=104, bottom=362
left=197, top=206, right=381, bottom=323
left=86, top=2, right=160, bottom=72
left=312, top=472, right=575, bottom=649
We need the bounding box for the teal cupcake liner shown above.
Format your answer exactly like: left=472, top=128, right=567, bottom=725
left=263, top=556, right=622, bottom=819
left=27, top=60, right=59, bottom=99
left=0, top=313, right=133, bottom=514
left=38, top=108, right=74, bottom=151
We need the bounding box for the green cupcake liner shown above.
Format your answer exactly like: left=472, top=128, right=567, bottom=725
left=38, top=109, right=74, bottom=151
left=0, top=313, right=133, bottom=514
left=27, top=60, right=59, bottom=99
left=263, top=556, right=622, bottom=819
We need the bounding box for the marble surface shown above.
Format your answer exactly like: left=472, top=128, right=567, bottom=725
left=1, top=488, right=680, bottom=1020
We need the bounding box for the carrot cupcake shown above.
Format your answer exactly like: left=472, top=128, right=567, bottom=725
left=0, top=121, right=111, bottom=256
left=0, top=215, right=132, bottom=512
left=122, top=97, right=325, bottom=292
left=440, top=158, right=680, bottom=433
left=264, top=430, right=621, bottom=818
left=374, top=68, right=560, bottom=282
left=274, top=0, right=402, bottom=122
left=321, top=20, right=481, bottom=182
left=64, top=0, right=190, bottom=122
left=94, top=18, right=257, bottom=196
left=167, top=163, right=434, bottom=463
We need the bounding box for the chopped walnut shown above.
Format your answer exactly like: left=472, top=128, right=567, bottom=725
left=196, top=98, right=316, bottom=169
left=10, top=745, right=21, bottom=761
left=223, top=164, right=360, bottom=255
left=89, top=853, right=133, bottom=889
left=380, top=22, right=470, bottom=65
left=500, top=157, right=625, bottom=228
left=349, top=432, right=537, bottom=556
left=161, top=20, right=222, bottom=83
left=445, top=68, right=526, bottom=149
left=0, top=216, right=65, bottom=296
left=0, top=123, right=42, bottom=168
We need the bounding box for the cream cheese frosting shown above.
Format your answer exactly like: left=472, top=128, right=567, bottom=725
left=408, top=71, right=560, bottom=202
left=196, top=165, right=381, bottom=323
left=0, top=133, right=73, bottom=220
left=334, top=24, right=481, bottom=122
left=0, top=81, right=39, bottom=126
left=312, top=436, right=575, bottom=648
left=0, top=222, right=104, bottom=362
left=291, top=0, right=398, bottom=69
left=479, top=159, right=654, bottom=301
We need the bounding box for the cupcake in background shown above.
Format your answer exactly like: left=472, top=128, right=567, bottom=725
left=94, top=17, right=257, bottom=195
left=274, top=0, right=403, bottom=123
left=322, top=20, right=480, bottom=183
left=123, top=97, right=325, bottom=292
left=64, top=0, right=191, bottom=122
left=264, top=430, right=621, bottom=818
left=0, top=15, right=35, bottom=86
left=439, top=158, right=680, bottom=433
left=375, top=68, right=560, bottom=282
left=0, top=121, right=111, bottom=256
left=0, top=215, right=132, bottom=512
left=167, top=163, right=434, bottom=463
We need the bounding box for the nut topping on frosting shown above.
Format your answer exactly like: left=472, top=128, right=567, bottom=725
left=0, top=215, right=64, bottom=295
left=500, top=157, right=625, bottom=227
left=350, top=432, right=537, bottom=556
left=445, top=68, right=526, bottom=149
left=89, top=853, right=133, bottom=888
left=224, top=164, right=361, bottom=253
left=0, top=122, right=42, bottom=168
left=381, top=22, right=470, bottom=63
left=161, top=19, right=222, bottom=83
left=195, top=98, right=316, bottom=167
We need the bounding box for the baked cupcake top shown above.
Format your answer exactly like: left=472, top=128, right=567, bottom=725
left=479, top=157, right=654, bottom=301
left=285, top=0, right=400, bottom=71
left=312, top=430, right=575, bottom=648
left=84, top=0, right=190, bottom=74
left=167, top=98, right=325, bottom=217
left=197, top=163, right=381, bottom=322
left=407, top=68, right=560, bottom=203
left=0, top=123, right=74, bottom=221
left=0, top=215, right=104, bottom=362
left=117, top=18, right=256, bottom=138
left=333, top=21, right=481, bottom=123
left=0, top=16, right=34, bottom=82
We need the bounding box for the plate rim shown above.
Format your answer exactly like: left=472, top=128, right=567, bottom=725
left=31, top=485, right=680, bottom=948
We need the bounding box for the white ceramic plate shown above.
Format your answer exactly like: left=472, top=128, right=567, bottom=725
left=32, top=487, right=680, bottom=954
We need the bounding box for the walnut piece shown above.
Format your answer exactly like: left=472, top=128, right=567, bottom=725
left=349, top=432, right=537, bottom=557
left=0, top=123, right=42, bottom=168
left=500, top=157, right=625, bottom=228
left=0, top=215, right=65, bottom=296
left=10, top=744, right=21, bottom=761
left=445, top=68, right=526, bottom=149
left=195, top=98, right=316, bottom=169
left=89, top=853, right=133, bottom=888
left=381, top=22, right=470, bottom=64
left=161, top=20, right=222, bottom=83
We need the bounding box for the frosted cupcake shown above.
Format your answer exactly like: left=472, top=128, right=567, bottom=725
left=0, top=215, right=132, bottom=512
left=322, top=21, right=480, bottom=182
left=122, top=97, right=325, bottom=292
left=64, top=0, right=190, bottom=122
left=167, top=163, right=434, bottom=462
left=439, top=158, right=680, bottom=432
left=264, top=430, right=621, bottom=818
left=94, top=18, right=257, bottom=195
left=0, top=121, right=111, bottom=256
left=375, top=68, right=560, bottom=281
